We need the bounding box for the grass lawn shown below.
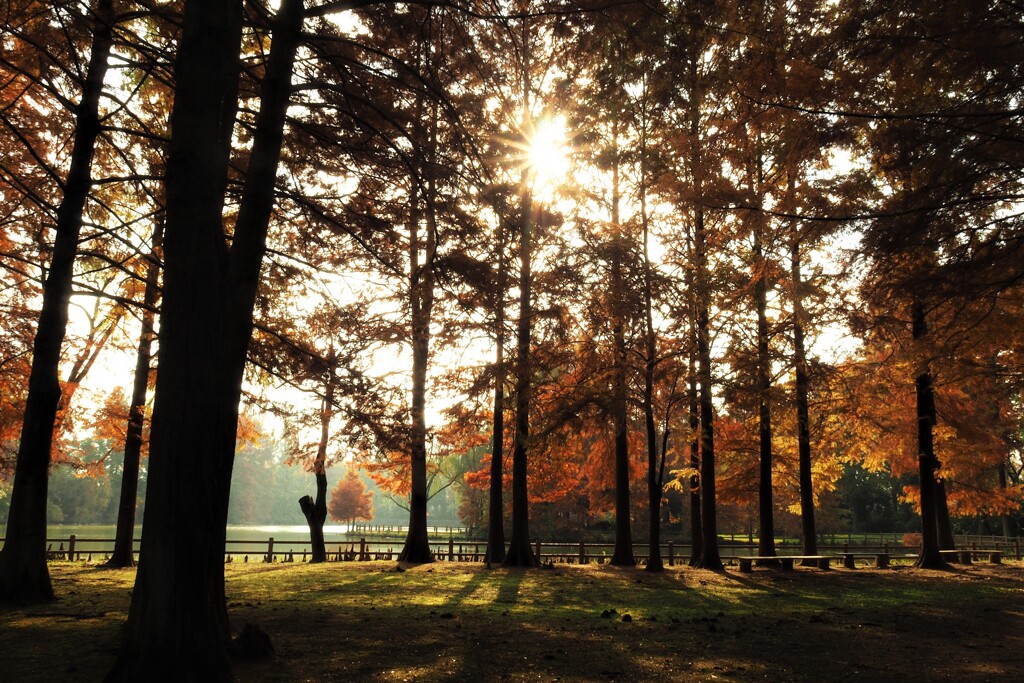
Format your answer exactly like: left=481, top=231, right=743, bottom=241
left=2, top=560, right=1023, bottom=681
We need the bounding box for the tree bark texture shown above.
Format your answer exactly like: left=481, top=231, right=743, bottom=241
left=754, top=229, right=777, bottom=563
left=486, top=242, right=507, bottom=564
left=641, top=200, right=661, bottom=572
left=399, top=56, right=439, bottom=563
left=791, top=241, right=818, bottom=560
left=0, top=0, right=116, bottom=604
left=503, top=181, right=537, bottom=568
left=299, top=471, right=328, bottom=564
left=688, top=357, right=702, bottom=567
left=911, top=300, right=948, bottom=570
left=107, top=218, right=164, bottom=569
left=609, top=149, right=634, bottom=567
left=106, top=1, right=303, bottom=679
left=686, top=238, right=702, bottom=567
left=693, top=207, right=723, bottom=570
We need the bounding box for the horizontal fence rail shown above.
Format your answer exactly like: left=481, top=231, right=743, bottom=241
left=7, top=533, right=1022, bottom=565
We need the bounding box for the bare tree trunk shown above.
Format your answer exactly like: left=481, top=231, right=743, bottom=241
left=754, top=226, right=777, bottom=564
left=791, top=240, right=818, bottom=562
left=486, top=230, right=507, bottom=564
left=504, top=17, right=537, bottom=569
left=687, top=358, right=702, bottom=567
left=693, top=206, right=722, bottom=571
left=686, top=230, right=702, bottom=567
left=912, top=300, right=948, bottom=570
left=107, top=1, right=303, bottom=678
left=503, top=174, right=537, bottom=568
left=609, top=137, right=634, bottom=567
left=399, top=35, right=439, bottom=563
left=641, top=185, right=662, bottom=572
left=399, top=182, right=435, bottom=564
left=107, top=218, right=164, bottom=568
left=0, top=0, right=116, bottom=604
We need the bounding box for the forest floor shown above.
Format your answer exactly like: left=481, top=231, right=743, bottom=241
left=1, top=559, right=1023, bottom=681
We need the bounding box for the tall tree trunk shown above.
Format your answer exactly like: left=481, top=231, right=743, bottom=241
left=911, top=300, right=948, bottom=570
left=504, top=17, right=537, bottom=569
left=609, top=133, right=634, bottom=567
left=641, top=182, right=662, bottom=572
left=0, top=0, right=116, bottom=604
left=682, top=45, right=720, bottom=570
left=107, top=1, right=303, bottom=679
left=791, top=240, right=818, bottom=561
left=504, top=177, right=537, bottom=568
left=504, top=189, right=538, bottom=567
left=399, top=187, right=435, bottom=563
left=486, top=226, right=507, bottom=564
left=107, top=218, right=164, bottom=569
left=754, top=226, right=777, bottom=563
left=687, top=355, right=702, bottom=566
left=399, top=35, right=440, bottom=563
left=686, top=230, right=702, bottom=567
left=694, top=206, right=723, bottom=571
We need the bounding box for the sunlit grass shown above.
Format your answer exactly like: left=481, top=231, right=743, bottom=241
left=2, top=560, right=1023, bottom=681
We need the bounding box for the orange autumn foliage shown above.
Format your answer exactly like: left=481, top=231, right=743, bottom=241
left=327, top=469, right=374, bottom=524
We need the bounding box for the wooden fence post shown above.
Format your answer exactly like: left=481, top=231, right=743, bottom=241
left=535, top=540, right=542, bottom=563
left=668, top=541, right=674, bottom=567
left=68, top=534, right=77, bottom=562
left=579, top=540, right=586, bottom=565
left=448, top=536, right=454, bottom=562
left=266, top=537, right=274, bottom=563
left=360, top=538, right=367, bottom=561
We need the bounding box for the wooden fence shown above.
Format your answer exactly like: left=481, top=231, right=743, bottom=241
left=18, top=533, right=1024, bottom=565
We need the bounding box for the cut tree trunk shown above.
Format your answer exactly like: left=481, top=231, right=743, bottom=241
left=302, top=383, right=333, bottom=564
left=0, top=0, right=116, bottom=604
left=299, top=471, right=328, bottom=564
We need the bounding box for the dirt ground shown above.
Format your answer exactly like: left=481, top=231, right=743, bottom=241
left=2, top=560, right=1023, bottom=681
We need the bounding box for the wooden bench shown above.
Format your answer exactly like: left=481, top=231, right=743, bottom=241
left=939, top=549, right=1002, bottom=565
left=840, top=552, right=891, bottom=569
left=732, top=555, right=831, bottom=572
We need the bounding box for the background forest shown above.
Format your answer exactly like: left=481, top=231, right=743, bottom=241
left=2, top=0, right=1023, bottom=559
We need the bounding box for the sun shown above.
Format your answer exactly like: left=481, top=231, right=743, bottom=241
left=522, top=115, right=570, bottom=191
